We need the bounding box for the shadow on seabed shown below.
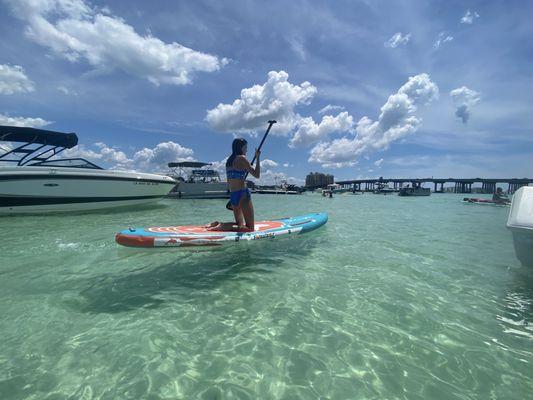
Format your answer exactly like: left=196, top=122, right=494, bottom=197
left=63, top=232, right=327, bottom=314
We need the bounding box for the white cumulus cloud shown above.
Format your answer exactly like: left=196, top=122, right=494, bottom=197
left=206, top=70, right=317, bottom=135
left=384, top=32, right=411, bottom=48
left=318, top=104, right=345, bottom=114
left=57, top=85, right=78, bottom=95
left=0, top=64, right=35, bottom=94
left=434, top=32, right=454, bottom=49
left=261, top=159, right=279, bottom=168
left=64, top=140, right=195, bottom=172
left=290, top=112, right=355, bottom=148
left=64, top=142, right=131, bottom=168
left=132, top=141, right=195, bottom=172
left=308, top=73, right=439, bottom=168
left=5, top=0, right=226, bottom=86
left=0, top=113, right=51, bottom=127
left=374, top=158, right=384, bottom=167
left=256, top=169, right=301, bottom=185
left=461, top=10, right=480, bottom=24
left=450, top=86, right=481, bottom=124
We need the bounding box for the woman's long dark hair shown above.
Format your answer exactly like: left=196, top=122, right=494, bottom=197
left=226, top=138, right=247, bottom=168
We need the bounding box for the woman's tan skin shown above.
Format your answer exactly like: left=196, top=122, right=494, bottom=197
left=207, top=144, right=260, bottom=232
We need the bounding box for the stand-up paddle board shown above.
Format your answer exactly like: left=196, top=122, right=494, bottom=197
left=116, top=212, right=328, bottom=248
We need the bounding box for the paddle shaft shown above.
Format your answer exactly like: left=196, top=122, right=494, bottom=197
left=226, top=120, right=277, bottom=210
left=243, top=120, right=276, bottom=179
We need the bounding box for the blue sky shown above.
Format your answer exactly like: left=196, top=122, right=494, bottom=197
left=1, top=0, right=532, bottom=184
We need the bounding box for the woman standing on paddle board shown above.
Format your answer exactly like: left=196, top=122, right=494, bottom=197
left=208, top=138, right=260, bottom=231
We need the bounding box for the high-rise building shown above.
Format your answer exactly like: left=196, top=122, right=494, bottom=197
left=305, top=172, right=334, bottom=187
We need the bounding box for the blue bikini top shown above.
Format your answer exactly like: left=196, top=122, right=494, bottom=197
left=226, top=167, right=247, bottom=180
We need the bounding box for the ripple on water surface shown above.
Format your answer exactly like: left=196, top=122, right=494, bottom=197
left=0, top=194, right=532, bottom=399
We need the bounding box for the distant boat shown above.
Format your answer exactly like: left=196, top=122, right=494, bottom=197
left=167, top=161, right=229, bottom=199
left=462, top=197, right=510, bottom=206
left=373, top=182, right=395, bottom=194
left=398, top=186, right=431, bottom=196
left=255, top=181, right=302, bottom=195
left=326, top=183, right=352, bottom=194
left=254, top=188, right=300, bottom=195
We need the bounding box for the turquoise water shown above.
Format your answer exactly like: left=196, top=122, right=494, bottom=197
left=1, top=193, right=532, bottom=399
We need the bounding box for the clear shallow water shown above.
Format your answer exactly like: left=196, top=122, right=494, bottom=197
left=1, top=193, right=532, bottom=399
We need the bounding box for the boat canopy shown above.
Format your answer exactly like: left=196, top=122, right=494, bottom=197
left=168, top=161, right=211, bottom=168
left=191, top=169, right=218, bottom=177
left=0, top=125, right=78, bottom=148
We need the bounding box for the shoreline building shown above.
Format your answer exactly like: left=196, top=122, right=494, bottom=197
left=305, top=172, right=334, bottom=188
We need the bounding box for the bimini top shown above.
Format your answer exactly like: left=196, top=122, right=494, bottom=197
left=168, top=161, right=211, bottom=168
left=0, top=125, right=78, bottom=148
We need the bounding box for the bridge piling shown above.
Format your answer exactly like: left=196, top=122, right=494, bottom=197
left=330, top=178, right=532, bottom=194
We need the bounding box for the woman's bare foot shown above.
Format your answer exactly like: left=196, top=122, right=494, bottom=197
left=206, top=222, right=238, bottom=231
left=206, top=222, right=221, bottom=231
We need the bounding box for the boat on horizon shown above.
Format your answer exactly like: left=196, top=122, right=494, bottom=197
left=0, top=125, right=176, bottom=214
left=373, top=182, right=395, bottom=195
left=462, top=197, right=510, bottom=206
left=398, top=185, right=431, bottom=196
left=324, top=183, right=351, bottom=194
left=254, top=188, right=301, bottom=195
left=166, top=161, right=229, bottom=199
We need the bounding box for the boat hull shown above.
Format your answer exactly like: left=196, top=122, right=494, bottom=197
left=510, top=231, right=533, bottom=267
left=398, top=188, right=431, bottom=196
left=168, top=181, right=229, bottom=199
left=506, top=186, right=533, bottom=266
left=0, top=167, right=176, bottom=214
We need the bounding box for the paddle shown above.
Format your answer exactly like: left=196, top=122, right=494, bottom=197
left=226, top=120, right=277, bottom=210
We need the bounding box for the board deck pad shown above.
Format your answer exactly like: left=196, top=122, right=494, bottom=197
left=115, top=212, right=328, bottom=248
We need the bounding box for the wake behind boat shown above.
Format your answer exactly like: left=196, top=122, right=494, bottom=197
left=0, top=126, right=176, bottom=214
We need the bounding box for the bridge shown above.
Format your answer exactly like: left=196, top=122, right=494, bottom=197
left=330, top=178, right=533, bottom=194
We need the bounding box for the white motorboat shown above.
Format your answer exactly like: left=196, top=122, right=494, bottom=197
left=0, top=125, right=176, bottom=214
left=167, top=161, right=229, bottom=199
left=506, top=186, right=533, bottom=267
left=373, top=182, right=395, bottom=194
left=326, top=183, right=352, bottom=194
left=398, top=185, right=431, bottom=196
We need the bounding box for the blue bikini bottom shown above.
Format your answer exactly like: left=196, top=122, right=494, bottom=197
left=230, top=188, right=251, bottom=206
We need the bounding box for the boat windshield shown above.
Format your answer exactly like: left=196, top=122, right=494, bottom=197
left=187, top=169, right=220, bottom=183
left=29, top=158, right=103, bottom=169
